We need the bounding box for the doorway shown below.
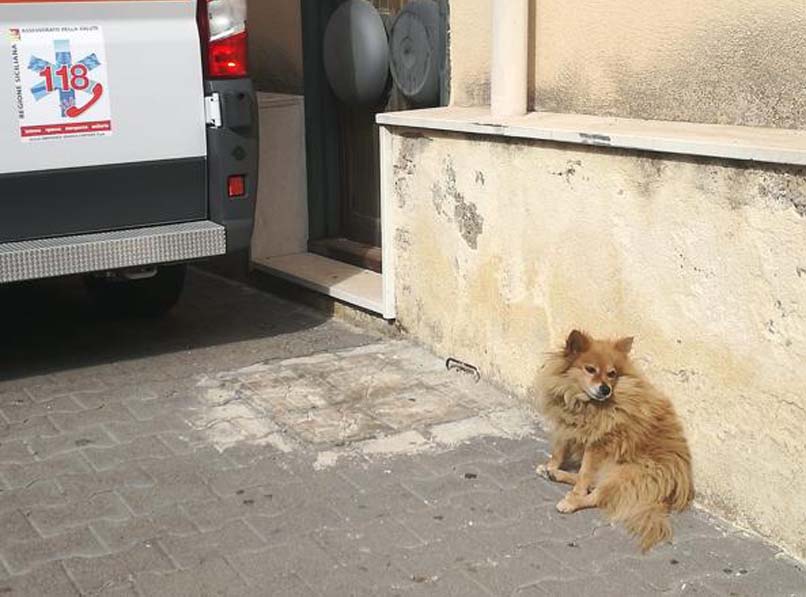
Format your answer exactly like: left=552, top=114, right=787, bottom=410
left=300, top=0, right=448, bottom=273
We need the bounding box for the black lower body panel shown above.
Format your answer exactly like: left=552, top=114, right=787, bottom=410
left=0, top=158, right=207, bottom=243
left=205, top=78, right=259, bottom=252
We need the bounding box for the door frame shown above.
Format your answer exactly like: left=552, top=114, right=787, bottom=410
left=300, top=0, right=342, bottom=242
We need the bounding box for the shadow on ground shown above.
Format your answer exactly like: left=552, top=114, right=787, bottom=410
left=0, top=268, right=331, bottom=382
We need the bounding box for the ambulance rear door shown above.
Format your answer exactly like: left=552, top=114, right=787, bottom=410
left=0, top=0, right=208, bottom=242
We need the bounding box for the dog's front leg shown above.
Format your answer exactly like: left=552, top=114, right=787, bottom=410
left=536, top=439, right=578, bottom=485
left=556, top=447, right=602, bottom=513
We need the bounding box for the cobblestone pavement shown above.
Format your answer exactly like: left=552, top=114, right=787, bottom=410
left=0, top=270, right=804, bottom=597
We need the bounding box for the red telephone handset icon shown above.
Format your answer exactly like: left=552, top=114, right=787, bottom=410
left=65, top=84, right=104, bottom=118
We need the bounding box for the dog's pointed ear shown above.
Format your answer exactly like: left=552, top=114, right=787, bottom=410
left=564, top=330, right=591, bottom=356
left=614, top=336, right=634, bottom=354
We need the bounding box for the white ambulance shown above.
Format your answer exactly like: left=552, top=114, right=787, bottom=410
left=0, top=0, right=257, bottom=315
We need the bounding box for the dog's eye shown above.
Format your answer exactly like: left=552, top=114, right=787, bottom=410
left=584, top=365, right=597, bottom=374
left=607, top=370, right=618, bottom=379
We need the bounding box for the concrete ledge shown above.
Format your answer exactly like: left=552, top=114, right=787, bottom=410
left=251, top=252, right=384, bottom=315
left=377, top=107, right=806, bottom=166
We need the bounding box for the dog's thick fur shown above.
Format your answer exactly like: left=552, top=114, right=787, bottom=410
left=535, top=330, right=694, bottom=552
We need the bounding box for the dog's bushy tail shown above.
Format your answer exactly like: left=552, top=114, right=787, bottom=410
left=597, top=461, right=689, bottom=552
left=619, top=503, right=672, bottom=553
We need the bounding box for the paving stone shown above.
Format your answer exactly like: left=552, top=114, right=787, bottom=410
left=117, top=471, right=216, bottom=515
left=2, top=526, right=105, bottom=574
left=55, top=467, right=155, bottom=502
left=317, top=561, right=415, bottom=596
left=83, top=436, right=173, bottom=471
left=202, top=459, right=296, bottom=499
left=402, top=471, right=504, bottom=505
left=28, top=491, right=130, bottom=534
left=51, top=403, right=135, bottom=433
left=91, top=505, right=198, bottom=551
left=325, top=480, right=431, bottom=524
left=63, top=541, right=175, bottom=594
left=624, top=540, right=736, bottom=592
left=530, top=522, right=638, bottom=576
left=230, top=537, right=339, bottom=585
left=0, top=415, right=59, bottom=442
left=461, top=543, right=570, bottom=596
left=183, top=485, right=289, bottom=531
left=274, top=405, right=394, bottom=445
left=159, top=519, right=265, bottom=569
left=246, top=501, right=343, bottom=547
left=2, top=453, right=90, bottom=488
left=0, top=480, right=65, bottom=514
left=136, top=555, right=250, bottom=597
left=89, top=580, right=141, bottom=596
left=403, top=569, right=492, bottom=596
left=458, top=511, right=565, bottom=553
left=700, top=557, right=806, bottom=596
left=28, top=426, right=117, bottom=461
left=0, top=390, right=29, bottom=411
left=446, top=489, right=517, bottom=527
left=314, top=518, right=425, bottom=565
left=0, top=561, right=80, bottom=596
left=0, top=509, right=39, bottom=547
left=362, top=383, right=474, bottom=431
left=394, top=530, right=493, bottom=579
left=253, top=572, right=318, bottom=597
left=523, top=567, right=649, bottom=597
left=25, top=377, right=106, bottom=403
left=0, top=394, right=83, bottom=424
left=104, top=412, right=195, bottom=443
left=0, top=440, right=34, bottom=465
left=73, top=383, right=161, bottom=410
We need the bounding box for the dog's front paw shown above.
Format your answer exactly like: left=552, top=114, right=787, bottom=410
left=535, top=463, right=551, bottom=479
left=556, top=496, right=577, bottom=514
left=536, top=463, right=559, bottom=481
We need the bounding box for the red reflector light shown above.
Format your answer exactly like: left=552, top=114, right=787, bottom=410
left=228, top=175, right=246, bottom=198
left=209, top=30, right=248, bottom=78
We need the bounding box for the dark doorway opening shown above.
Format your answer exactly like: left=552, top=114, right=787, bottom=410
left=300, top=0, right=448, bottom=273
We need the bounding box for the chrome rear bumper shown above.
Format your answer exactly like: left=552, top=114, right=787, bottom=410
left=0, top=221, right=226, bottom=284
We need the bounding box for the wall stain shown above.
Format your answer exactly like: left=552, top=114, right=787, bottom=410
left=551, top=159, right=582, bottom=185
left=631, top=156, right=668, bottom=198
left=460, top=77, right=491, bottom=107
left=454, top=197, right=484, bottom=250
left=393, top=133, right=431, bottom=209
left=431, top=157, right=485, bottom=249
left=722, top=162, right=806, bottom=216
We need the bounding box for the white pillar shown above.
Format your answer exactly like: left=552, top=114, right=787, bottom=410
left=491, top=0, right=529, bottom=117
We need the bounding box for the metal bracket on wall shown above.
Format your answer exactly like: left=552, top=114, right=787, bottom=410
left=446, top=358, right=481, bottom=382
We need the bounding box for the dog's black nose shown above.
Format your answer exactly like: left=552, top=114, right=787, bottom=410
left=599, top=384, right=611, bottom=397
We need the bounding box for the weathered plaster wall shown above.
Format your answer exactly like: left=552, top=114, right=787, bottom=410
left=448, top=1, right=491, bottom=107
left=388, top=130, right=806, bottom=559
left=449, top=1, right=806, bottom=128
left=248, top=0, right=304, bottom=94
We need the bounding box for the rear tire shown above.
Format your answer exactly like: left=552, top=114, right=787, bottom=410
left=85, top=264, right=187, bottom=318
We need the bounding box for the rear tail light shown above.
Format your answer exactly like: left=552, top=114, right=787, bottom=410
left=227, top=175, right=246, bottom=198
left=198, top=0, right=249, bottom=78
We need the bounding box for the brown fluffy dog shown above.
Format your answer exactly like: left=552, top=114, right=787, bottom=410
left=535, top=330, right=694, bottom=552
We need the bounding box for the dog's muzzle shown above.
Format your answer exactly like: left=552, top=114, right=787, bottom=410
left=586, top=385, right=612, bottom=402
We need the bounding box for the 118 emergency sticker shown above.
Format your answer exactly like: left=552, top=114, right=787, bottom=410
left=8, top=25, right=113, bottom=142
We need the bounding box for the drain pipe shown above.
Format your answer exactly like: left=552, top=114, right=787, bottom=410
left=491, top=0, right=528, bottom=117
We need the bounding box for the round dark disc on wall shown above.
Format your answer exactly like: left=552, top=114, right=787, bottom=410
left=389, top=0, right=440, bottom=107
left=323, top=0, right=390, bottom=107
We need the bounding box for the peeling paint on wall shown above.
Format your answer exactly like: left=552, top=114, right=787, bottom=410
left=429, top=157, right=484, bottom=249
